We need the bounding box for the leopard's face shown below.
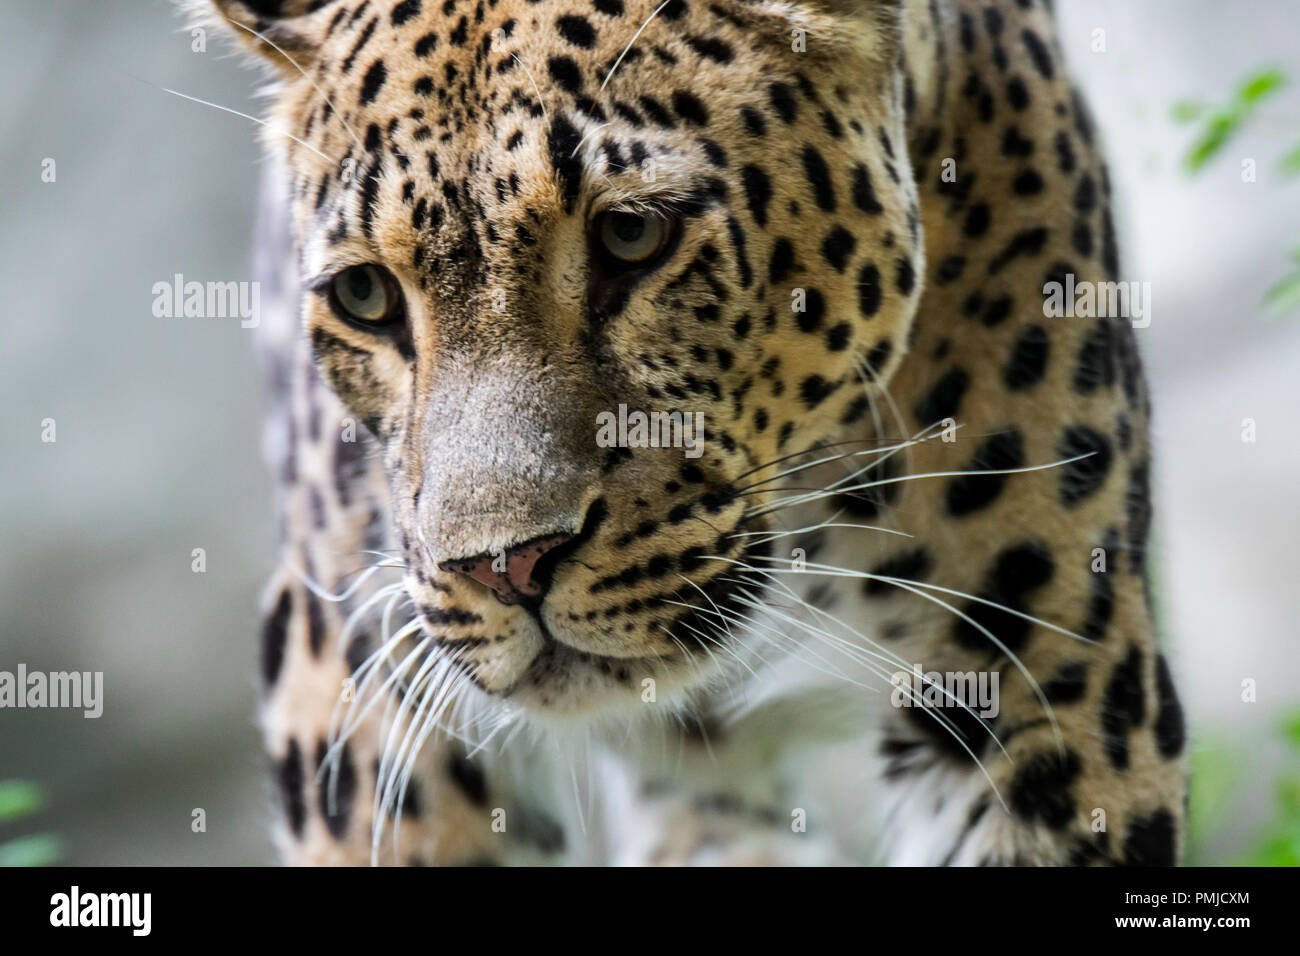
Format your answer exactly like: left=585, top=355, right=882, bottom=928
left=231, top=0, right=920, bottom=717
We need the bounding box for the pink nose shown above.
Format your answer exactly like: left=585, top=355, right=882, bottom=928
left=439, top=533, right=574, bottom=605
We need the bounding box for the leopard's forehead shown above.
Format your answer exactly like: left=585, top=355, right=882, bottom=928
left=278, top=0, right=897, bottom=274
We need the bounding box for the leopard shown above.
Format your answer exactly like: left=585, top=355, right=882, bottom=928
left=192, top=0, right=1187, bottom=865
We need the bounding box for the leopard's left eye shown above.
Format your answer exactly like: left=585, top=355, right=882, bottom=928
left=328, top=264, right=404, bottom=326
left=594, top=211, right=674, bottom=267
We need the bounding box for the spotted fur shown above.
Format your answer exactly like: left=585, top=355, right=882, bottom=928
left=198, top=0, right=1186, bottom=865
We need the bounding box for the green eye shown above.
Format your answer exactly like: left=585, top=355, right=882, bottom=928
left=330, top=264, right=402, bottom=324
left=596, top=211, right=674, bottom=266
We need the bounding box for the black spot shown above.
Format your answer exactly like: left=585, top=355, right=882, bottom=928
left=261, top=589, right=291, bottom=687
left=1010, top=749, right=1080, bottom=829
left=952, top=540, right=1053, bottom=653
left=1001, top=126, right=1034, bottom=157
left=799, top=374, right=838, bottom=408
left=740, top=165, right=772, bottom=227
left=935, top=255, right=966, bottom=285
left=1153, top=655, right=1186, bottom=759
left=802, top=146, right=836, bottom=211
left=1043, top=662, right=1089, bottom=703
left=1122, top=809, right=1177, bottom=866
left=1021, top=29, right=1054, bottom=79
left=858, top=262, right=882, bottom=317
left=1054, top=131, right=1077, bottom=173
left=359, top=59, right=388, bottom=105
left=1012, top=169, right=1044, bottom=195
left=448, top=15, right=468, bottom=46
left=821, top=226, right=856, bottom=272
left=741, top=106, right=766, bottom=137
left=988, top=227, right=1048, bottom=274
left=547, top=56, right=582, bottom=93
left=391, top=0, right=422, bottom=26
left=825, top=322, right=851, bottom=351
left=901, top=691, right=998, bottom=762
left=686, top=35, right=732, bottom=62
left=1126, top=460, right=1152, bottom=576
left=1074, top=319, right=1116, bottom=394
left=1101, top=644, right=1146, bottom=771
left=852, top=164, right=883, bottom=214
left=915, top=367, right=970, bottom=426
left=1082, top=529, right=1118, bottom=641
left=1058, top=425, right=1112, bottom=505
left=638, top=95, right=676, bottom=128
left=448, top=750, right=489, bottom=806
left=796, top=288, right=825, bottom=333
left=769, top=82, right=797, bottom=123
left=305, top=591, right=326, bottom=657
left=276, top=739, right=306, bottom=838
left=345, top=632, right=371, bottom=676
left=769, top=238, right=794, bottom=283
left=1072, top=219, right=1094, bottom=257
left=547, top=116, right=584, bottom=213
left=556, top=14, right=596, bottom=47
left=341, top=16, right=378, bottom=73
left=1003, top=325, right=1049, bottom=390
left=865, top=549, right=932, bottom=595
left=1006, top=75, right=1030, bottom=110
left=672, top=90, right=708, bottom=125
left=700, top=139, right=727, bottom=168
left=1075, top=174, right=1097, bottom=212
left=963, top=203, right=990, bottom=237
left=946, top=429, right=1025, bottom=518
left=864, top=338, right=892, bottom=376
left=315, top=739, right=357, bottom=839
left=895, top=256, right=916, bottom=295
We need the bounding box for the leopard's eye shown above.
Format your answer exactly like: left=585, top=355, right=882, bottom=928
left=329, top=265, right=403, bottom=325
left=595, top=211, right=674, bottom=266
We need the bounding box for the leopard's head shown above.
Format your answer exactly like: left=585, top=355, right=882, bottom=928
left=207, top=0, right=921, bottom=720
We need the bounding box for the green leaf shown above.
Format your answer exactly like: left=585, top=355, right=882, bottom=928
left=1181, top=68, right=1288, bottom=173
left=1263, top=270, right=1300, bottom=314
left=1184, top=111, right=1241, bottom=172
left=1285, top=711, right=1300, bottom=746
left=0, top=834, right=60, bottom=868
left=1236, top=68, right=1287, bottom=105
left=1187, top=743, right=1240, bottom=852
left=0, top=781, right=43, bottom=822
left=1280, top=141, right=1300, bottom=177
left=1170, top=100, right=1205, bottom=123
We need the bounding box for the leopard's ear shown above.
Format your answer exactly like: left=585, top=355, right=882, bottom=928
left=182, top=0, right=340, bottom=73
left=765, top=0, right=904, bottom=65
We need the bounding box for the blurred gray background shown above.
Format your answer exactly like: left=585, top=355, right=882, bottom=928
left=1, top=0, right=1297, bottom=864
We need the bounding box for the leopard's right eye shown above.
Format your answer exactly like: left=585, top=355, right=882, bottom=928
left=329, top=265, right=404, bottom=327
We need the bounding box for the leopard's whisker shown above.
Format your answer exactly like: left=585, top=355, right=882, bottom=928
left=736, top=559, right=1064, bottom=758
left=746, top=451, right=1096, bottom=520
left=598, top=0, right=675, bottom=94
left=722, top=577, right=1012, bottom=806
left=512, top=53, right=549, bottom=124
left=226, top=18, right=366, bottom=155
left=153, top=81, right=339, bottom=166
left=703, top=556, right=1014, bottom=762
left=730, top=520, right=914, bottom=547
left=745, top=555, right=1090, bottom=646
